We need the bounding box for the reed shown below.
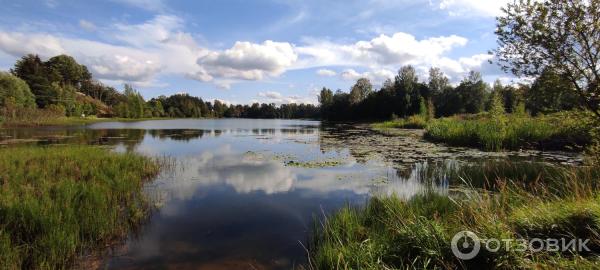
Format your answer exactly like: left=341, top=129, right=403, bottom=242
left=309, top=162, right=600, bottom=269
left=0, top=145, right=160, bottom=269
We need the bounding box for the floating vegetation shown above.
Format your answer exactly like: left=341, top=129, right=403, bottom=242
left=285, top=159, right=343, bottom=168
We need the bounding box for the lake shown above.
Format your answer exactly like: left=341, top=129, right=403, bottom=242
left=0, top=119, right=582, bottom=269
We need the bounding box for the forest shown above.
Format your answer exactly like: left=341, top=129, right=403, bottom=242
left=318, top=66, right=579, bottom=121
left=0, top=54, right=319, bottom=124
left=1, top=53, right=579, bottom=126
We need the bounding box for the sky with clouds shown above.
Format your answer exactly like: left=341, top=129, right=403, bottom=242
left=0, top=0, right=513, bottom=105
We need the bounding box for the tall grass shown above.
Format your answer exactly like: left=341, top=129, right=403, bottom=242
left=425, top=111, right=592, bottom=151
left=372, top=115, right=428, bottom=130
left=0, top=146, right=159, bottom=269
left=309, top=162, right=600, bottom=269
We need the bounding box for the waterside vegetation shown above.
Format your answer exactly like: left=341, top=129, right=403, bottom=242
left=0, top=146, right=160, bottom=269
left=309, top=161, right=600, bottom=269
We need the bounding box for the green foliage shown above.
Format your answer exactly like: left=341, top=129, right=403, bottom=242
left=349, top=78, right=372, bottom=104
left=311, top=162, right=600, bottom=269
left=0, top=146, right=159, bottom=269
left=45, top=55, right=88, bottom=86
left=425, top=111, right=592, bottom=151
left=525, top=68, right=580, bottom=115
left=114, top=84, right=146, bottom=118
left=372, top=114, right=428, bottom=130
left=459, top=71, right=487, bottom=114
left=0, top=72, right=36, bottom=109
left=495, top=0, right=600, bottom=118
left=488, top=92, right=506, bottom=118
left=11, top=54, right=53, bottom=108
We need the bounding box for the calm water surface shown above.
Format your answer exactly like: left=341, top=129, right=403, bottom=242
left=0, top=119, right=576, bottom=269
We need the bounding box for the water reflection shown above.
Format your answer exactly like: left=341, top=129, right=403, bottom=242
left=0, top=119, right=580, bottom=269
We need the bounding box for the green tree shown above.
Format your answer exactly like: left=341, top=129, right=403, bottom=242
left=526, top=68, right=579, bottom=115
left=11, top=54, right=53, bottom=107
left=349, top=78, right=372, bottom=105
left=0, top=72, right=36, bottom=108
left=457, top=71, right=487, bottom=114
left=318, top=87, right=333, bottom=107
left=45, top=55, right=86, bottom=86
left=428, top=67, right=448, bottom=98
left=395, top=65, right=421, bottom=115
left=495, top=0, right=600, bottom=118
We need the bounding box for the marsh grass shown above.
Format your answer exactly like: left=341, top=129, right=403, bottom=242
left=309, top=161, right=600, bottom=269
left=424, top=112, right=592, bottom=151
left=0, top=145, right=160, bottom=269
left=372, top=115, right=428, bottom=130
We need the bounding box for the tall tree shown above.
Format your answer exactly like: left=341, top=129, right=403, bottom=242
left=428, top=67, right=449, bottom=98
left=11, top=54, right=53, bottom=107
left=349, top=78, right=372, bottom=104
left=495, top=0, right=600, bottom=118
left=395, top=65, right=421, bottom=115
left=458, top=71, right=487, bottom=114
left=526, top=68, right=580, bottom=115
left=45, top=55, right=86, bottom=86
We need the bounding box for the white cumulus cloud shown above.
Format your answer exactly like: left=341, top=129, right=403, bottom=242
left=196, top=40, right=297, bottom=81
left=340, top=68, right=395, bottom=83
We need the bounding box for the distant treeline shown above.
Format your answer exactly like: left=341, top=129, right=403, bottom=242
left=1, top=54, right=580, bottom=122
left=319, top=66, right=580, bottom=120
left=0, top=54, right=319, bottom=120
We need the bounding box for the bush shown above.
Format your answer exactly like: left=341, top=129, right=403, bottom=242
left=0, top=72, right=36, bottom=109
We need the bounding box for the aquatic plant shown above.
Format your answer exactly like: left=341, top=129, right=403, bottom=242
left=309, top=162, right=600, bottom=269
left=0, top=146, right=159, bottom=269
left=372, top=115, right=428, bottom=130
left=424, top=111, right=592, bottom=151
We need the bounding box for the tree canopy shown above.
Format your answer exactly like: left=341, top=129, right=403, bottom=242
left=495, top=0, right=600, bottom=118
left=0, top=72, right=36, bottom=108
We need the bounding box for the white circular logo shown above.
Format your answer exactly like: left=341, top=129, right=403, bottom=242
left=451, top=231, right=481, bottom=260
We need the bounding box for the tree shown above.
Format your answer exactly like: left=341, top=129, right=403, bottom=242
left=395, top=65, right=421, bottom=116
left=115, top=84, right=145, bottom=118
left=457, top=71, right=487, bottom=114
left=11, top=54, right=53, bottom=107
left=526, top=68, right=579, bottom=115
left=0, top=72, right=36, bottom=108
left=428, top=67, right=449, bottom=98
left=318, top=87, right=333, bottom=106
left=349, top=78, right=372, bottom=104
left=495, top=0, right=600, bottom=118
left=45, top=55, right=86, bottom=86
left=319, top=87, right=334, bottom=118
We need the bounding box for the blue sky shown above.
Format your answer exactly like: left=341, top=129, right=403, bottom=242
left=0, top=0, right=512, bottom=104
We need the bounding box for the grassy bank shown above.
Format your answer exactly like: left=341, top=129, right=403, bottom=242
left=372, top=115, right=428, bottom=130
left=0, top=116, right=172, bottom=128
left=0, top=146, right=160, bottom=269
left=424, top=112, right=592, bottom=151
left=309, top=162, right=600, bottom=269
